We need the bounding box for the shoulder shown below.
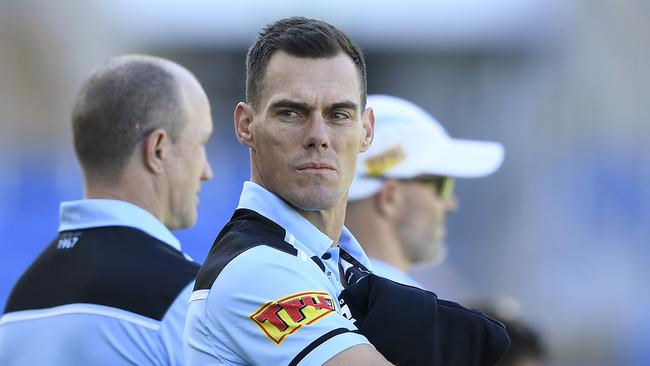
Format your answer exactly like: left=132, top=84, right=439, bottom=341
left=207, top=245, right=329, bottom=310
left=186, top=210, right=371, bottom=366
left=5, top=226, right=199, bottom=321
left=194, top=209, right=298, bottom=291
left=189, top=247, right=365, bottom=366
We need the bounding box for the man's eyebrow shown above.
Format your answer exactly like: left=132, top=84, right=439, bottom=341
left=328, top=101, right=359, bottom=111
left=268, top=99, right=310, bottom=113
left=268, top=99, right=360, bottom=114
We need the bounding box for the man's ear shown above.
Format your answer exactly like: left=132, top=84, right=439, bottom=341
left=374, top=180, right=401, bottom=218
left=234, top=102, right=255, bottom=148
left=360, top=107, right=375, bottom=152
left=143, top=128, right=169, bottom=174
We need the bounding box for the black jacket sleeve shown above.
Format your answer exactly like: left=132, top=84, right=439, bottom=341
left=338, top=274, right=510, bottom=366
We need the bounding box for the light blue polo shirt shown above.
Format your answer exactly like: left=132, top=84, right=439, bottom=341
left=370, top=258, right=424, bottom=288
left=184, top=181, right=374, bottom=365
left=0, top=199, right=197, bottom=366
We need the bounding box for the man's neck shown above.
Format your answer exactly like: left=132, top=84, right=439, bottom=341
left=362, top=239, right=411, bottom=272
left=345, top=209, right=411, bottom=271
left=84, top=177, right=163, bottom=225
left=250, top=172, right=347, bottom=246
left=294, top=201, right=346, bottom=247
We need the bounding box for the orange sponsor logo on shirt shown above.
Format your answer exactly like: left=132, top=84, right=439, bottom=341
left=250, top=291, right=336, bottom=345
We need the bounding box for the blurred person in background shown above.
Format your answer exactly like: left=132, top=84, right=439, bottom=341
left=346, top=94, right=504, bottom=287
left=472, top=299, right=546, bottom=366
left=0, top=55, right=214, bottom=365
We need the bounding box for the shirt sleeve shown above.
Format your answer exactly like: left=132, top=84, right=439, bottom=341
left=203, top=245, right=370, bottom=366
left=158, top=281, right=194, bottom=366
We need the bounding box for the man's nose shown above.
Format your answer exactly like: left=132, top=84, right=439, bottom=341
left=303, top=114, right=330, bottom=150
left=446, top=195, right=458, bottom=212
left=201, top=157, right=214, bottom=181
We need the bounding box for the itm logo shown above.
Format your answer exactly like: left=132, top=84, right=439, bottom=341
left=250, top=291, right=336, bottom=345
left=57, top=232, right=82, bottom=250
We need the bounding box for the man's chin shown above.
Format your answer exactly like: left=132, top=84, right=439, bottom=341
left=285, top=188, right=342, bottom=212
left=169, top=212, right=197, bottom=231
left=414, top=242, right=447, bottom=267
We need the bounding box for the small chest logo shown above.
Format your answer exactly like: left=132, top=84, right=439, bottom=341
left=57, top=232, right=82, bottom=250
left=250, top=291, right=336, bottom=345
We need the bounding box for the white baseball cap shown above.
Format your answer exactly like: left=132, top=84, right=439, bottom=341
left=348, top=95, right=505, bottom=201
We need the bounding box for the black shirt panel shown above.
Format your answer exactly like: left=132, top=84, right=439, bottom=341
left=194, top=209, right=297, bottom=291
left=4, top=226, right=199, bottom=321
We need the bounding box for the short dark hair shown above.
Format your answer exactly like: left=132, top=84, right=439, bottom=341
left=246, top=16, right=367, bottom=111
left=72, top=55, right=183, bottom=180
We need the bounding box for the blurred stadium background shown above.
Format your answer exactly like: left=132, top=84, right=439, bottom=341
left=1, top=1, right=648, bottom=365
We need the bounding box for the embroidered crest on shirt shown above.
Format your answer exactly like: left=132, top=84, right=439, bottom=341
left=249, top=291, right=336, bottom=345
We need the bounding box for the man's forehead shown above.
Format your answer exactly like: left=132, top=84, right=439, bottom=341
left=259, top=52, right=362, bottom=109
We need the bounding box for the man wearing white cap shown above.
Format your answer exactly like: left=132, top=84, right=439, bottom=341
left=345, top=94, right=504, bottom=287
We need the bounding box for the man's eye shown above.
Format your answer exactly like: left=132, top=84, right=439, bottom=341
left=330, top=112, right=351, bottom=120
left=277, top=110, right=299, bottom=118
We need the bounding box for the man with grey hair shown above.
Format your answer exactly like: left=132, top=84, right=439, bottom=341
left=346, top=94, right=504, bottom=287
left=0, top=55, right=213, bottom=365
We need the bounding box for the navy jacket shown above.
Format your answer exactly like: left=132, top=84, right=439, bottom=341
left=339, top=274, right=510, bottom=366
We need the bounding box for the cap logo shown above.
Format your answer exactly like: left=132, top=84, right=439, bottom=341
left=364, top=145, right=406, bottom=176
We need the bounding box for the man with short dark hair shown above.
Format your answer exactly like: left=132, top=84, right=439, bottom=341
left=0, top=55, right=214, bottom=365
left=184, top=17, right=391, bottom=365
